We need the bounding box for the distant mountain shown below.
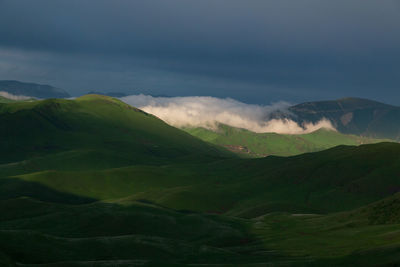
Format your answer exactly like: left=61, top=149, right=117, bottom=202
left=277, top=97, right=400, bottom=140
left=184, top=123, right=386, bottom=157
left=0, top=80, right=70, bottom=99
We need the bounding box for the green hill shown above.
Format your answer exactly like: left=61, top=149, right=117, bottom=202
left=340, top=191, right=400, bottom=225
left=184, top=123, right=387, bottom=157
left=0, top=94, right=230, bottom=166
left=0, top=197, right=260, bottom=266
left=248, top=192, right=400, bottom=265
left=6, top=141, right=400, bottom=216
left=2, top=96, right=400, bottom=265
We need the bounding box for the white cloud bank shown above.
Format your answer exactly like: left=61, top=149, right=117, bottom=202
left=120, top=95, right=335, bottom=134
left=0, top=91, right=33, bottom=101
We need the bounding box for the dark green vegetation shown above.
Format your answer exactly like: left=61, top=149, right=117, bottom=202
left=2, top=95, right=400, bottom=266
left=0, top=80, right=70, bottom=98
left=0, top=94, right=228, bottom=165
left=184, top=123, right=386, bottom=157
left=282, top=97, right=400, bottom=140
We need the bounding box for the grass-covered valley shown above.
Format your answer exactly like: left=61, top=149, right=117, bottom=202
left=2, top=95, right=400, bottom=266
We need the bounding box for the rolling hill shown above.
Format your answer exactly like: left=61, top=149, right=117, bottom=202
left=0, top=94, right=229, bottom=165
left=0, top=80, right=70, bottom=99
left=2, top=142, right=400, bottom=265
left=184, top=123, right=386, bottom=157
left=2, top=95, right=400, bottom=265
left=12, top=141, right=399, bottom=217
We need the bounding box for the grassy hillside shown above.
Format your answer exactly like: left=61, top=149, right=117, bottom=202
left=184, top=123, right=386, bottom=157
left=0, top=197, right=264, bottom=266
left=2, top=186, right=400, bottom=265
left=0, top=94, right=230, bottom=165
left=249, top=192, right=400, bottom=265
left=2, top=95, right=400, bottom=265
left=0, top=96, right=398, bottom=216
left=4, top=142, right=400, bottom=217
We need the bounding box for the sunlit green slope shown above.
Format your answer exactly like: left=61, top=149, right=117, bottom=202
left=0, top=94, right=230, bottom=166
left=184, top=123, right=387, bottom=157
left=4, top=142, right=400, bottom=218
left=2, top=95, right=400, bottom=265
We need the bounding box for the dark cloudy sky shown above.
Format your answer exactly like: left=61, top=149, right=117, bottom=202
left=0, top=0, right=399, bottom=104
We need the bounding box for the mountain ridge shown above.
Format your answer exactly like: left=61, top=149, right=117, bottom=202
left=281, top=97, right=400, bottom=140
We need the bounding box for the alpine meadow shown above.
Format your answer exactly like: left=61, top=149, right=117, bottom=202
left=1, top=1, right=400, bottom=266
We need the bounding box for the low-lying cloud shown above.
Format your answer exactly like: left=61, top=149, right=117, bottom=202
left=121, top=95, right=335, bottom=134
left=0, top=91, right=33, bottom=101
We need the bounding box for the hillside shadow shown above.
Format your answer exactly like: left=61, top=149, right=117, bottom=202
left=0, top=178, right=96, bottom=204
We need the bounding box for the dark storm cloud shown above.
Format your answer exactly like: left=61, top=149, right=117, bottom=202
left=0, top=0, right=399, bottom=104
